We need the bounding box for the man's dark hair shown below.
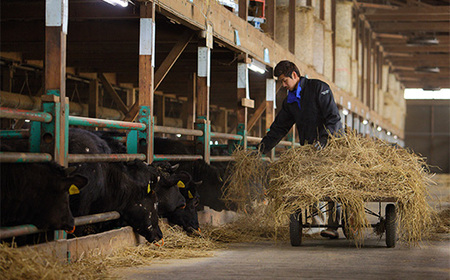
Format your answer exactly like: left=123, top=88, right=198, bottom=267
left=274, top=60, right=300, bottom=78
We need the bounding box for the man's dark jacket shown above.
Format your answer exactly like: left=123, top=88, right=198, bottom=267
left=259, top=77, right=342, bottom=153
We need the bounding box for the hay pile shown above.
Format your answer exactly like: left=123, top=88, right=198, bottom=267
left=221, top=148, right=267, bottom=213
left=0, top=243, right=109, bottom=280
left=225, top=131, right=434, bottom=246
left=0, top=222, right=219, bottom=280
left=203, top=206, right=289, bottom=243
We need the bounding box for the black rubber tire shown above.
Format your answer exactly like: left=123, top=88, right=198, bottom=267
left=289, top=212, right=302, bottom=246
left=385, top=204, right=396, bottom=248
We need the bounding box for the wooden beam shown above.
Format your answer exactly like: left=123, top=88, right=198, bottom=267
left=154, top=30, right=193, bottom=90
left=247, top=101, right=266, bottom=132
left=88, top=78, right=99, bottom=118
left=196, top=44, right=210, bottom=120
left=365, top=14, right=449, bottom=21
left=239, top=0, right=247, bottom=20
left=355, top=2, right=399, bottom=10
left=289, top=0, right=296, bottom=54
left=44, top=0, right=67, bottom=167
left=98, top=73, right=129, bottom=113
left=265, top=0, right=275, bottom=39
left=383, top=45, right=450, bottom=53
left=370, top=22, right=450, bottom=33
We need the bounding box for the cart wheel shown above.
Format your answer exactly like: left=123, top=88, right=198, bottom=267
left=290, top=212, right=302, bottom=246
left=385, top=204, right=396, bottom=248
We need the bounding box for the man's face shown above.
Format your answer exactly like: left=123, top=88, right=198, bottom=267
left=279, top=72, right=300, bottom=92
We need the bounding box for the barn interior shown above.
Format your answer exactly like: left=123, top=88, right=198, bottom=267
left=0, top=0, right=449, bottom=276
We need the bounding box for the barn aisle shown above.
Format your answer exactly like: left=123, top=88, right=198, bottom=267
left=112, top=238, right=450, bottom=279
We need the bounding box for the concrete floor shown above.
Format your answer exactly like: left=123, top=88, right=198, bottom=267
left=113, top=175, right=450, bottom=280
left=113, top=236, right=450, bottom=280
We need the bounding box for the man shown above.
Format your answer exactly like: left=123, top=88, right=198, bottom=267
left=257, top=60, right=343, bottom=239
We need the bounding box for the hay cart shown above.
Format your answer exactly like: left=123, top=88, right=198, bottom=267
left=289, top=198, right=397, bottom=248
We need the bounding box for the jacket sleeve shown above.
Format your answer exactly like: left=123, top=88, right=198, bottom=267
left=317, top=83, right=343, bottom=146
left=258, top=99, right=295, bottom=154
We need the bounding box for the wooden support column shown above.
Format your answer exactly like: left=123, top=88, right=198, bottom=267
left=88, top=78, right=99, bottom=119
left=265, top=0, right=275, bottom=39
left=237, top=55, right=252, bottom=149
left=239, top=0, right=248, bottom=21
left=44, top=0, right=68, bottom=167
left=289, top=0, right=296, bottom=54
left=195, top=40, right=211, bottom=163
left=138, top=2, right=155, bottom=163
left=266, top=78, right=276, bottom=159
left=331, top=0, right=336, bottom=82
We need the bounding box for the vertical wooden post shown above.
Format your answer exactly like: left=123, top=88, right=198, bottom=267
left=331, top=0, right=336, bottom=82
left=237, top=56, right=250, bottom=149
left=44, top=0, right=68, bottom=168
left=195, top=40, right=211, bottom=163
left=88, top=78, right=99, bottom=119
left=266, top=78, right=276, bottom=159
left=239, top=0, right=248, bottom=21
left=289, top=0, right=296, bottom=54
left=138, top=2, right=155, bottom=163
left=265, top=0, right=275, bottom=39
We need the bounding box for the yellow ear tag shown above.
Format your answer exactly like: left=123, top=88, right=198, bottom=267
left=177, top=181, right=185, bottom=188
left=147, top=183, right=151, bottom=194
left=188, top=191, right=194, bottom=199
left=69, top=185, right=80, bottom=195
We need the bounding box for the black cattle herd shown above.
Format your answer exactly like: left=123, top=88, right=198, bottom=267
left=1, top=128, right=231, bottom=244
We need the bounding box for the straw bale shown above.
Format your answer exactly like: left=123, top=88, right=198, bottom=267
left=226, top=131, right=434, bottom=247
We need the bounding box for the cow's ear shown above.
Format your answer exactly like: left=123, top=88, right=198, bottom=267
left=63, top=174, right=88, bottom=193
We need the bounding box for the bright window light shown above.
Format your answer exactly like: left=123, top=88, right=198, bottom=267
left=248, top=59, right=266, bottom=74
left=176, top=134, right=182, bottom=138
left=102, top=0, right=128, bottom=7
left=404, top=88, right=450, bottom=99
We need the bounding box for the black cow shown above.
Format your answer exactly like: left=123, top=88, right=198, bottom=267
left=165, top=171, right=201, bottom=233
left=154, top=137, right=232, bottom=211
left=94, top=132, right=187, bottom=221
left=1, top=145, right=88, bottom=231
left=68, top=128, right=162, bottom=243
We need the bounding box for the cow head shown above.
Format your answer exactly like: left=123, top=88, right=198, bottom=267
left=167, top=175, right=201, bottom=233
left=34, top=165, right=88, bottom=230
left=155, top=172, right=187, bottom=217
left=120, top=161, right=163, bottom=243
left=121, top=188, right=163, bottom=243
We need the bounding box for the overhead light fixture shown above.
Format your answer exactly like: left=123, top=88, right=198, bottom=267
left=342, top=109, right=349, bottom=116
left=102, top=0, right=128, bottom=7
left=406, top=37, right=439, bottom=46
left=415, top=67, right=440, bottom=73
left=362, top=120, right=368, bottom=125
left=247, top=59, right=266, bottom=74
left=377, top=126, right=382, bottom=132
left=387, top=131, right=391, bottom=136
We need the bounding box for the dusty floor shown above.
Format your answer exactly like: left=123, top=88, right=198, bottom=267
left=113, top=237, right=450, bottom=279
